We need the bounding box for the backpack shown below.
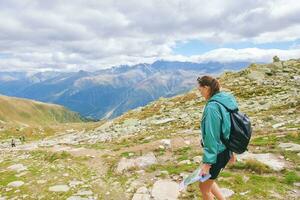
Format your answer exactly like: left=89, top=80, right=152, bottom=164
left=210, top=100, right=252, bottom=154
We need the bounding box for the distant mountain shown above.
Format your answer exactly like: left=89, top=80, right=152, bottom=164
left=0, top=60, right=250, bottom=119
left=0, top=94, right=84, bottom=126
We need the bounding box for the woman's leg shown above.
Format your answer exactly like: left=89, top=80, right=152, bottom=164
left=199, top=179, right=214, bottom=200
left=211, top=181, right=225, bottom=200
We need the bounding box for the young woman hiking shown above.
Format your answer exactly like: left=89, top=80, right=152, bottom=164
left=197, top=75, right=237, bottom=200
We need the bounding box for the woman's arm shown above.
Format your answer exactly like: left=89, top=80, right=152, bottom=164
left=202, top=105, right=222, bottom=165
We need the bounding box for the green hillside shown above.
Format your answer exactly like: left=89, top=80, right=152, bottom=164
left=0, top=94, right=84, bottom=126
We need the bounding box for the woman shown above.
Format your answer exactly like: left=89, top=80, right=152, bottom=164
left=197, top=75, right=237, bottom=200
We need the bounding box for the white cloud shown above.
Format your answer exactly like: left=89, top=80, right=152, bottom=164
left=0, top=0, right=299, bottom=71
left=191, top=48, right=300, bottom=63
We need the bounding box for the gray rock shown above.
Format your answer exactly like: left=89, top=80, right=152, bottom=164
left=7, top=181, right=24, bottom=187
left=237, top=152, right=285, bottom=171
left=76, top=190, right=93, bottom=196
left=220, top=188, right=235, bottom=198
left=279, top=143, right=300, bottom=152
left=151, top=179, right=180, bottom=200
left=69, top=180, right=84, bottom=188
left=192, top=156, right=202, bottom=164
left=294, top=182, right=300, bottom=187
left=153, top=118, right=176, bottom=125
left=178, top=160, right=191, bottom=165
left=160, top=139, right=171, bottom=149
left=7, top=164, right=27, bottom=172
left=132, top=186, right=151, bottom=200
left=116, top=152, right=157, bottom=173
left=48, top=185, right=70, bottom=192
left=272, top=122, right=285, bottom=129
left=132, top=194, right=151, bottom=200
left=66, top=196, right=89, bottom=200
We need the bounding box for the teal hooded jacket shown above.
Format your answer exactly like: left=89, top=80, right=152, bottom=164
left=201, top=91, right=238, bottom=164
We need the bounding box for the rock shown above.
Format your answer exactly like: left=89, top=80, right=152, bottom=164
left=192, top=156, right=202, bottom=164
left=76, top=190, right=93, bottom=196
left=69, top=180, right=84, bottom=188
left=178, top=160, right=191, bottom=165
left=272, top=122, right=285, bottom=129
left=237, top=152, right=285, bottom=171
left=116, top=152, right=157, bottom=173
left=151, top=179, right=180, bottom=200
left=132, top=194, right=151, bottom=200
left=132, top=186, right=151, bottom=200
left=37, top=180, right=47, bottom=184
left=239, top=191, right=249, bottom=196
left=294, top=182, right=300, bottom=187
left=7, top=181, right=24, bottom=187
left=49, top=185, right=70, bottom=192
left=153, top=118, right=176, bottom=125
left=7, top=164, right=27, bottom=172
left=184, top=140, right=191, bottom=145
left=66, top=196, right=89, bottom=200
left=160, top=139, right=171, bottom=149
left=279, top=143, right=300, bottom=152
left=220, top=188, right=235, bottom=198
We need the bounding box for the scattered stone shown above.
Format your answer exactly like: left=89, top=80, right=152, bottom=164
left=37, top=180, right=47, bottom=184
left=151, top=179, right=180, bottom=200
left=220, top=188, right=235, bottom=198
left=69, top=180, right=84, bottom=188
left=116, top=152, right=157, bottom=173
left=76, top=190, right=93, bottom=196
left=272, top=122, right=285, bottom=129
left=15, top=171, right=27, bottom=177
left=153, top=118, right=176, bottom=125
left=279, top=143, right=300, bottom=152
left=160, top=139, right=171, bottom=149
left=66, top=196, right=89, bottom=200
left=239, top=191, right=249, bottom=196
left=178, top=160, right=191, bottom=165
left=192, top=156, right=202, bottom=164
left=237, top=152, right=285, bottom=171
left=7, top=164, right=27, bottom=172
left=294, top=182, right=300, bottom=187
left=132, top=186, right=151, bottom=200
left=7, top=181, right=24, bottom=187
left=49, top=185, right=70, bottom=192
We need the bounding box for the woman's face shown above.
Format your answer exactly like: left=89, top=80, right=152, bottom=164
left=198, top=85, right=210, bottom=100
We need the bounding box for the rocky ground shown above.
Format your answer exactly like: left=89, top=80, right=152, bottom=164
left=0, top=59, right=299, bottom=199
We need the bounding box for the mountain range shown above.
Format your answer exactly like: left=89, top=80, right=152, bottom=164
left=0, top=60, right=250, bottom=119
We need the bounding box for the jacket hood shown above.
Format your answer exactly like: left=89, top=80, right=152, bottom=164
left=208, top=91, right=238, bottom=110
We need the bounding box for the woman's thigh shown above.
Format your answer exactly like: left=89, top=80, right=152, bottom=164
left=199, top=179, right=214, bottom=193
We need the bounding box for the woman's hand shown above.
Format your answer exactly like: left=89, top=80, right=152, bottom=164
left=199, top=163, right=211, bottom=176
left=229, top=153, right=237, bottom=164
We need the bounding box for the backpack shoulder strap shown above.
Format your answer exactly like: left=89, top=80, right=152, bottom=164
left=209, top=100, right=238, bottom=112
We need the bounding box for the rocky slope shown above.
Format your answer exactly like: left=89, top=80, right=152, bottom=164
left=0, top=59, right=299, bottom=200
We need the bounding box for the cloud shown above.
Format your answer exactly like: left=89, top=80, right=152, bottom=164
left=0, top=0, right=299, bottom=71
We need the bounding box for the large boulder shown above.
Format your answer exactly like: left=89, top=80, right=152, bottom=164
left=237, top=152, right=285, bottom=171
left=279, top=143, right=300, bottom=152
left=116, top=152, right=157, bottom=173
left=151, top=179, right=180, bottom=200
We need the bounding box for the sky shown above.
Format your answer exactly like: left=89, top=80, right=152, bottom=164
left=0, top=0, right=300, bottom=72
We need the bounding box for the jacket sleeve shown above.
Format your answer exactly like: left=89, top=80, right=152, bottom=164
left=202, top=105, right=222, bottom=164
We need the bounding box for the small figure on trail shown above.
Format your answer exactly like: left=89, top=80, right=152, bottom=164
left=11, top=139, right=16, bottom=147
